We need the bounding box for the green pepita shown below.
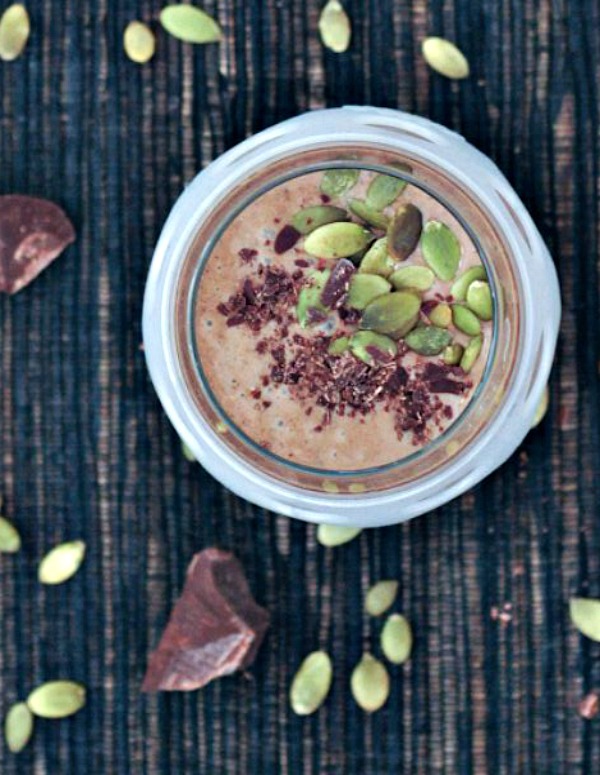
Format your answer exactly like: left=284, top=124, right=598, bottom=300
left=38, top=540, right=86, bottom=585
left=422, top=37, right=470, bottom=80
left=291, top=205, right=348, bottom=235
left=347, top=274, right=391, bottom=310
left=381, top=614, right=413, bottom=665
left=0, top=516, right=21, bottom=553
left=318, top=0, right=351, bottom=53
left=320, top=168, right=359, bottom=198
left=27, top=681, right=86, bottom=719
left=421, top=221, right=461, bottom=280
left=450, top=265, right=487, bottom=301
left=328, top=336, right=350, bottom=355
left=296, top=269, right=330, bottom=327
left=427, top=302, right=452, bottom=328
left=531, top=385, right=549, bottom=428
left=358, top=238, right=395, bottom=277
left=365, top=580, right=398, bottom=616
left=304, top=222, right=372, bottom=259
left=452, top=304, right=481, bottom=336
left=442, top=343, right=464, bottom=366
left=0, top=4, right=30, bottom=61
left=123, top=21, right=156, bottom=63
left=387, top=204, right=423, bottom=261
left=290, top=651, right=333, bottom=715
left=316, top=524, right=362, bottom=547
left=570, top=598, right=600, bottom=642
left=349, top=331, right=397, bottom=366
left=181, top=441, right=196, bottom=461
left=389, top=265, right=435, bottom=292
left=348, top=199, right=390, bottom=230
left=366, top=173, right=407, bottom=210
left=460, top=334, right=483, bottom=373
left=350, top=654, right=390, bottom=713
left=4, top=702, right=33, bottom=753
left=405, top=325, right=453, bottom=356
left=159, top=4, right=222, bottom=43
left=361, top=292, right=421, bottom=339
left=466, top=280, right=493, bottom=320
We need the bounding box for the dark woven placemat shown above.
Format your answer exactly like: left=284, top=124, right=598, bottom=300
left=1, top=0, right=599, bottom=772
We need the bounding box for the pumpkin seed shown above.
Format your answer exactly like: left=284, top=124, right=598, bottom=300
left=427, top=302, right=452, bottom=328
left=387, top=204, right=423, bottom=261
left=0, top=4, right=30, bottom=61
left=318, top=0, right=351, bottom=53
left=405, top=326, right=453, bottom=356
left=296, top=269, right=330, bottom=327
left=290, top=651, right=333, bottom=715
left=358, top=238, right=395, bottom=277
left=422, top=37, right=470, bottom=80
left=421, top=221, right=461, bottom=280
left=328, top=336, right=350, bottom=355
left=348, top=199, right=390, bottom=230
left=366, top=173, right=407, bottom=210
left=350, top=654, right=390, bottom=713
left=320, top=168, right=359, bottom=198
left=349, top=331, right=397, bottom=366
left=531, top=385, right=549, bottom=428
left=316, top=524, right=361, bottom=547
left=27, top=681, right=86, bottom=719
left=38, top=540, right=86, bottom=585
left=460, top=334, right=483, bottom=373
left=466, top=280, right=493, bottom=320
left=389, top=265, right=434, bottom=292
left=452, top=304, right=481, bottom=336
left=0, top=516, right=21, bottom=553
left=570, top=598, right=600, bottom=642
left=4, top=702, right=33, bottom=753
left=347, top=274, right=391, bottom=310
left=181, top=441, right=195, bottom=461
left=291, top=205, right=348, bottom=235
left=159, top=4, right=222, bottom=44
left=450, top=265, right=487, bottom=301
left=365, top=580, right=398, bottom=616
left=123, top=21, right=155, bottom=63
left=361, top=292, right=421, bottom=339
left=304, top=222, right=372, bottom=259
left=381, top=614, right=413, bottom=665
left=442, top=343, right=464, bottom=366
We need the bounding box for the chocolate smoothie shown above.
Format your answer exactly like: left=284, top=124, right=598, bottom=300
left=194, top=168, right=493, bottom=471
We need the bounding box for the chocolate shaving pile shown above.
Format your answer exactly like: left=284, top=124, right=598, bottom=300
left=0, top=195, right=76, bottom=294
left=142, top=548, right=270, bottom=692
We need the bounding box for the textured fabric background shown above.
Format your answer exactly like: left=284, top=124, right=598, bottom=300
left=1, top=0, right=599, bottom=772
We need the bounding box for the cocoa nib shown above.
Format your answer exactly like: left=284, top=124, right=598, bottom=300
left=0, top=195, right=76, bottom=294
left=274, top=224, right=301, bottom=254
left=320, top=258, right=355, bottom=309
left=217, top=265, right=300, bottom=332
left=142, top=549, right=269, bottom=692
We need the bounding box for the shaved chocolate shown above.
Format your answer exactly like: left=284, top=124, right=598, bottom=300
left=142, top=549, right=269, bottom=692
left=320, top=258, right=355, bottom=309
left=274, top=224, right=301, bottom=254
left=0, top=195, right=75, bottom=294
left=428, top=378, right=468, bottom=394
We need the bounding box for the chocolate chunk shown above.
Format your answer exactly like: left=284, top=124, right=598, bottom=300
left=0, top=195, right=76, bottom=294
left=320, top=258, right=355, bottom=309
left=142, top=548, right=270, bottom=692
left=238, top=248, right=258, bottom=263
left=428, top=378, right=467, bottom=394
left=274, top=224, right=301, bottom=254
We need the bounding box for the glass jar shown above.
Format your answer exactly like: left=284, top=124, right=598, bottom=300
left=142, top=107, right=560, bottom=528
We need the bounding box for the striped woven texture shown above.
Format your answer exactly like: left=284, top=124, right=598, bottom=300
left=1, top=0, right=599, bottom=772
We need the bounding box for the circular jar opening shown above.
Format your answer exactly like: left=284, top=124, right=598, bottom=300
left=144, top=108, right=560, bottom=525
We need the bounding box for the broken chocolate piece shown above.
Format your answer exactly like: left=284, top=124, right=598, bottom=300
left=142, top=548, right=270, bottom=692
left=0, top=195, right=76, bottom=294
left=320, top=258, right=355, bottom=309
left=274, top=224, right=301, bottom=254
